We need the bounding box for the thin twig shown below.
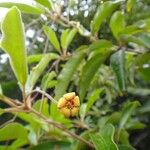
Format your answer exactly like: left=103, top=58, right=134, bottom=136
left=29, top=89, right=58, bottom=104
left=31, top=108, right=94, bottom=149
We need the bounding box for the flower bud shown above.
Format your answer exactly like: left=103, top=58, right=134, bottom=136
left=57, top=92, right=80, bottom=117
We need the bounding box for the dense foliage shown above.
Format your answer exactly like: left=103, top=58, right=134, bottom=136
left=0, top=0, right=150, bottom=150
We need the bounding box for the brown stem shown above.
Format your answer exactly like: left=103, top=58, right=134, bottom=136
left=31, top=108, right=94, bottom=149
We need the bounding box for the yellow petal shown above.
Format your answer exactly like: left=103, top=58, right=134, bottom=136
left=71, top=107, right=79, bottom=117
left=60, top=107, right=71, bottom=117
left=73, top=96, right=80, bottom=107
left=57, top=97, right=66, bottom=108
left=63, top=92, right=75, bottom=100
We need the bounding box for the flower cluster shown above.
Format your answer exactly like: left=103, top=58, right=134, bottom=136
left=57, top=92, right=80, bottom=117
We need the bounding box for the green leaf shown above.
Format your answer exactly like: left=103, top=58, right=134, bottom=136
left=119, top=101, right=140, bottom=129
left=33, top=99, right=50, bottom=117
left=26, top=53, right=58, bottom=92
left=90, top=40, right=113, bottom=51
left=86, top=89, right=102, bottom=113
left=0, top=1, right=45, bottom=14
left=90, top=1, right=120, bottom=35
left=80, top=103, right=87, bottom=121
left=27, top=54, right=49, bottom=64
left=79, top=50, right=112, bottom=101
left=41, top=71, right=56, bottom=90
left=110, top=50, right=126, bottom=91
left=61, top=28, right=77, bottom=51
left=43, top=25, right=61, bottom=52
left=120, top=19, right=150, bottom=35
left=28, top=141, right=71, bottom=150
left=35, top=0, right=53, bottom=9
left=110, top=11, right=126, bottom=40
left=54, top=46, right=87, bottom=100
left=90, top=124, right=118, bottom=150
left=118, top=145, right=136, bottom=150
left=1, top=7, right=28, bottom=86
left=126, top=0, right=136, bottom=12
left=0, top=122, right=28, bottom=141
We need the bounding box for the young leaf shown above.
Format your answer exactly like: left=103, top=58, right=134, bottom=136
left=1, top=7, right=28, bottom=86
left=126, top=0, right=136, bottom=12
left=90, top=1, right=120, bottom=35
left=0, top=123, right=28, bottom=141
left=79, top=50, right=112, bottom=101
left=43, top=25, right=61, bottom=52
left=61, top=28, right=77, bottom=52
left=110, top=11, right=126, bottom=40
left=110, top=50, right=126, bottom=91
left=26, top=53, right=58, bottom=92
left=90, top=124, right=118, bottom=150
left=0, top=1, right=45, bottom=14
left=54, top=46, right=87, bottom=100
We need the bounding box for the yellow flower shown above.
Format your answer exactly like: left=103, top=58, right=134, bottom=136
left=57, top=92, right=80, bottom=117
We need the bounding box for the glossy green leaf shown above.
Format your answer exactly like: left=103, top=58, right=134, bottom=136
left=86, top=89, right=102, bottom=113
left=0, top=1, right=45, bottom=14
left=26, top=53, right=58, bottom=92
left=79, top=50, right=112, bottom=101
left=126, top=0, right=136, bottom=12
left=43, top=25, right=61, bottom=52
left=110, top=50, right=126, bottom=91
left=54, top=46, right=87, bottom=100
left=61, top=28, right=77, bottom=51
left=119, top=101, right=140, bottom=129
left=90, top=1, right=120, bottom=35
left=110, top=11, right=126, bottom=40
left=1, top=7, right=28, bottom=86
left=0, top=122, right=28, bottom=141
left=90, top=124, right=118, bottom=150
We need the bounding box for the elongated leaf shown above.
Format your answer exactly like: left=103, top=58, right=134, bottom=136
left=79, top=50, right=112, bottom=101
left=27, top=54, right=49, bottom=64
left=119, top=101, right=140, bottom=129
left=1, top=7, right=28, bottom=86
left=120, top=19, right=150, bottom=35
left=41, top=71, right=56, bottom=90
left=55, top=46, right=87, bottom=99
left=26, top=53, right=58, bottom=92
left=90, top=124, right=118, bottom=150
left=86, top=89, right=103, bottom=113
left=90, top=40, right=113, bottom=51
left=90, top=1, right=120, bottom=35
left=61, top=28, right=77, bottom=51
left=126, top=0, right=136, bottom=12
left=110, top=50, right=126, bottom=91
left=0, top=1, right=45, bottom=14
left=110, top=11, right=126, bottom=40
left=0, top=122, right=28, bottom=141
left=43, top=25, right=61, bottom=52
left=35, top=0, right=53, bottom=9
left=120, top=35, right=150, bottom=49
